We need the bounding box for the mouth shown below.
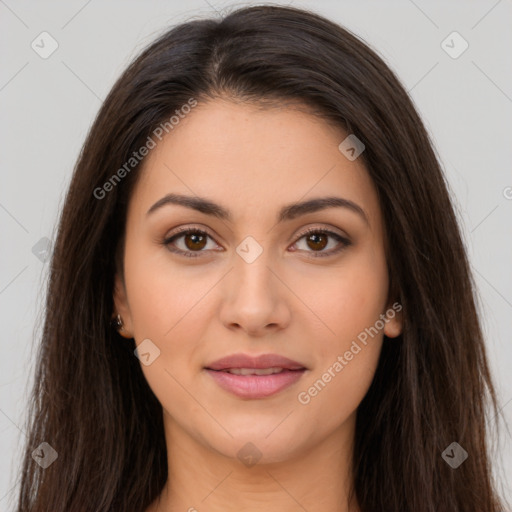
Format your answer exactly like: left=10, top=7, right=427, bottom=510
left=210, top=367, right=303, bottom=375
left=204, top=353, right=308, bottom=399
left=204, top=366, right=307, bottom=399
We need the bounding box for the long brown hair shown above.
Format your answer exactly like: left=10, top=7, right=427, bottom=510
left=14, top=4, right=509, bottom=511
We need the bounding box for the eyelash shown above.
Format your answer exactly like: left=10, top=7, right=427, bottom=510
left=162, top=226, right=351, bottom=259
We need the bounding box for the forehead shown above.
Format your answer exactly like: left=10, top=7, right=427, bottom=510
left=130, top=99, right=380, bottom=228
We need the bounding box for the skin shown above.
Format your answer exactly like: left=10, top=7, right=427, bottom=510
left=113, top=98, right=403, bottom=512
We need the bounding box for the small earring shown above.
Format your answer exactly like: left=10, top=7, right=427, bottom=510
left=116, top=314, right=124, bottom=331
left=111, top=314, right=123, bottom=331
left=112, top=314, right=133, bottom=339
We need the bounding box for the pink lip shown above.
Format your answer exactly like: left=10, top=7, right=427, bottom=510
left=205, top=353, right=306, bottom=371
left=205, top=368, right=307, bottom=399
left=204, top=353, right=307, bottom=399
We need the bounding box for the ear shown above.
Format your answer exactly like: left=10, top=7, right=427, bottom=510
left=113, top=273, right=133, bottom=339
left=383, top=299, right=403, bottom=339
left=383, top=273, right=403, bottom=338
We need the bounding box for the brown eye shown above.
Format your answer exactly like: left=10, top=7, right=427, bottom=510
left=183, top=232, right=207, bottom=251
left=305, top=232, right=328, bottom=251
left=292, top=228, right=351, bottom=258
left=163, top=228, right=218, bottom=258
left=163, top=227, right=350, bottom=259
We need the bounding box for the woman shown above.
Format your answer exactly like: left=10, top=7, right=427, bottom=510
left=15, top=4, right=508, bottom=511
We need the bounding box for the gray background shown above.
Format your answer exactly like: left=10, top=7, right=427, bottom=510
left=1, top=0, right=511, bottom=509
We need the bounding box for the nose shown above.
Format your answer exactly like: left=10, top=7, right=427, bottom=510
left=219, top=253, right=291, bottom=337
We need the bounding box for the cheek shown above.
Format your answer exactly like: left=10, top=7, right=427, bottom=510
left=123, top=239, right=210, bottom=338
left=291, top=247, right=388, bottom=417
left=294, top=276, right=386, bottom=429
left=122, top=246, right=213, bottom=414
left=295, top=249, right=389, bottom=356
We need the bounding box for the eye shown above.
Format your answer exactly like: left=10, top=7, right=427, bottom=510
left=162, top=226, right=351, bottom=259
left=290, top=227, right=351, bottom=258
left=162, top=227, right=220, bottom=258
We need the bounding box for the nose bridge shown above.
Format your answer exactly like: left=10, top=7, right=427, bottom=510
left=231, top=242, right=276, bottom=303
left=220, top=239, right=290, bottom=333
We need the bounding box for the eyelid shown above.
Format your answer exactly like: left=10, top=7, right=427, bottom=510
left=289, top=225, right=351, bottom=258
left=162, top=223, right=351, bottom=258
left=165, top=224, right=215, bottom=238
left=165, top=223, right=348, bottom=242
left=293, top=224, right=349, bottom=240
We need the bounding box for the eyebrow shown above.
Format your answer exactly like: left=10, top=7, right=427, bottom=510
left=146, top=193, right=369, bottom=225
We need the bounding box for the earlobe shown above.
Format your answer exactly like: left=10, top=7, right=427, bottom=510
left=112, top=273, right=133, bottom=339
left=384, top=275, right=403, bottom=339
left=383, top=300, right=403, bottom=339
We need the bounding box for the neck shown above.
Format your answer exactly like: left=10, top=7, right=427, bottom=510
left=149, top=411, right=360, bottom=512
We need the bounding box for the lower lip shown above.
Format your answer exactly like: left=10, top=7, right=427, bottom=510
left=205, top=368, right=306, bottom=399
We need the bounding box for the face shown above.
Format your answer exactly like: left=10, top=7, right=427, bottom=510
left=114, top=98, right=402, bottom=464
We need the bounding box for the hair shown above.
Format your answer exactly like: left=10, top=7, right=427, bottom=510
left=14, top=4, right=508, bottom=511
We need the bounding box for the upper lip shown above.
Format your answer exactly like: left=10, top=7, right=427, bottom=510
left=205, top=353, right=307, bottom=371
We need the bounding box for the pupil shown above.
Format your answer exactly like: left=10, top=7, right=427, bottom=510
left=185, top=233, right=206, bottom=250
left=307, top=233, right=327, bottom=251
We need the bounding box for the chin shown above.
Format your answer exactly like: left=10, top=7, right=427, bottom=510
left=202, top=425, right=310, bottom=466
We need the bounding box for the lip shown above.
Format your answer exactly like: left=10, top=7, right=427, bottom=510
left=205, top=353, right=306, bottom=371
left=204, top=353, right=307, bottom=399
left=205, top=368, right=307, bottom=399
